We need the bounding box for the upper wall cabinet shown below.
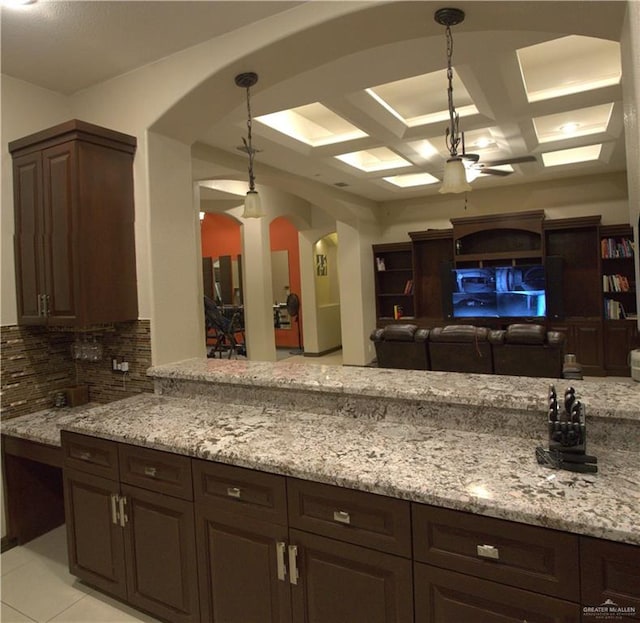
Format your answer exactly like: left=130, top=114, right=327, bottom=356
left=451, top=210, right=545, bottom=267
left=10, top=120, right=138, bottom=327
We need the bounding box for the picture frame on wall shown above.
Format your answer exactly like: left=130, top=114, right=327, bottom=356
left=316, top=254, right=327, bottom=276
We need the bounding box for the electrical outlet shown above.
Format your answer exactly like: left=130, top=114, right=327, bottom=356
left=112, top=359, right=129, bottom=372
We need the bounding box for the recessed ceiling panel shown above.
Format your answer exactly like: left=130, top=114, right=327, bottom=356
left=541, top=144, right=603, bottom=167
left=517, top=35, right=621, bottom=102
left=367, top=70, right=478, bottom=127
left=533, top=103, right=614, bottom=143
left=256, top=103, right=367, bottom=146
left=335, top=147, right=411, bottom=172
left=383, top=172, right=440, bottom=187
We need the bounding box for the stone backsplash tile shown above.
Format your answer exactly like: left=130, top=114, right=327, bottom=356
left=1, top=320, right=153, bottom=420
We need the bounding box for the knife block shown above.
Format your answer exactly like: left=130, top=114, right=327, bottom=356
left=547, top=386, right=587, bottom=455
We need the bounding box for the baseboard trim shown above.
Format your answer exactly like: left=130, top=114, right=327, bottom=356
left=1, top=536, right=18, bottom=553
left=303, top=346, right=342, bottom=358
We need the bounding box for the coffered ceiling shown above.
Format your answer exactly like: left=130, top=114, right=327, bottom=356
left=1, top=0, right=630, bottom=204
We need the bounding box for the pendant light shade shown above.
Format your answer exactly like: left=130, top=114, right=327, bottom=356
left=435, top=7, right=471, bottom=195
left=235, top=71, right=264, bottom=218
left=242, top=190, right=264, bottom=218
left=439, top=157, right=471, bottom=194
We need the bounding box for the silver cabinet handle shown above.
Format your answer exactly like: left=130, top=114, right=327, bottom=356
left=288, top=545, right=299, bottom=585
left=110, top=494, right=119, bottom=525
left=144, top=466, right=157, bottom=477
left=333, top=510, right=351, bottom=525
left=118, top=496, right=128, bottom=527
left=276, top=542, right=287, bottom=582
left=79, top=451, right=92, bottom=461
left=226, top=486, right=241, bottom=499
left=477, top=544, right=499, bottom=560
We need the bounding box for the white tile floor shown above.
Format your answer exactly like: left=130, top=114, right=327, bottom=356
left=1, top=526, right=159, bottom=623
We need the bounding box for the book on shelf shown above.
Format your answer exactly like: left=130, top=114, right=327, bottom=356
left=603, top=274, right=632, bottom=292
left=601, top=237, right=634, bottom=259
left=604, top=298, right=627, bottom=319
left=403, top=279, right=414, bottom=294
left=393, top=304, right=404, bottom=320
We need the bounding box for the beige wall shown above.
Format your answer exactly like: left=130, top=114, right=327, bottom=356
left=376, top=172, right=630, bottom=244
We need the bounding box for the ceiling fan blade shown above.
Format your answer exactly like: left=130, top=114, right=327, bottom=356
left=479, top=167, right=513, bottom=177
left=484, top=155, right=536, bottom=166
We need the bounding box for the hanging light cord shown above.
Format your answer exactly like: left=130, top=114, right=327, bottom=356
left=444, top=23, right=462, bottom=158
left=242, top=84, right=257, bottom=192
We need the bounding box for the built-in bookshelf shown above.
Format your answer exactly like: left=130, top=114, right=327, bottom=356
left=600, top=225, right=636, bottom=320
left=372, top=243, right=415, bottom=322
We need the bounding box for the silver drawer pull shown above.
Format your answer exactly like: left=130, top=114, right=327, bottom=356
left=288, top=545, right=299, bottom=585
left=79, top=451, right=92, bottom=461
left=276, top=542, right=287, bottom=582
left=333, top=510, right=351, bottom=525
left=144, top=466, right=157, bottom=477
left=227, top=486, right=242, bottom=499
left=477, top=544, right=500, bottom=560
left=110, top=494, right=119, bottom=525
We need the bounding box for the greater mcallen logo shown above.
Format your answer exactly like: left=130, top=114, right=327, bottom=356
left=583, top=599, right=637, bottom=619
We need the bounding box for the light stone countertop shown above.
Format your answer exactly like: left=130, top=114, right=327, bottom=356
left=3, top=359, right=639, bottom=546
left=58, top=392, right=640, bottom=546
left=149, top=358, right=640, bottom=421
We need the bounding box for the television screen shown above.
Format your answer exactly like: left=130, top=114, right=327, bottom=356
left=451, top=265, right=546, bottom=319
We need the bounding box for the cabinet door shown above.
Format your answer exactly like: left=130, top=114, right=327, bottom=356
left=572, top=320, right=604, bottom=375
left=604, top=321, right=634, bottom=375
left=290, top=528, right=413, bottom=623
left=12, top=152, right=46, bottom=324
left=580, top=537, right=640, bottom=620
left=63, top=467, right=127, bottom=600
left=41, top=142, right=78, bottom=324
left=122, top=483, right=199, bottom=623
left=195, top=506, right=291, bottom=623
left=415, top=563, right=579, bottom=623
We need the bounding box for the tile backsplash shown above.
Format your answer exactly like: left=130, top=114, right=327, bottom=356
left=1, top=320, right=153, bottom=420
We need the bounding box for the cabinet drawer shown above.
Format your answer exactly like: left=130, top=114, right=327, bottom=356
left=412, top=504, right=580, bottom=601
left=288, top=478, right=411, bottom=557
left=193, top=460, right=287, bottom=525
left=580, top=537, right=640, bottom=618
left=414, top=562, right=580, bottom=623
left=119, top=444, right=193, bottom=501
left=62, top=431, right=119, bottom=480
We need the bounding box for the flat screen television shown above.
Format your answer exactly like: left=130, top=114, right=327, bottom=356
left=449, top=264, right=547, bottom=319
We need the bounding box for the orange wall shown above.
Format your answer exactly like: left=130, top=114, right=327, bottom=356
left=200, top=214, right=302, bottom=348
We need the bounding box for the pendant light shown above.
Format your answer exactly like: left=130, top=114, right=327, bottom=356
left=235, top=72, right=264, bottom=218
left=435, top=7, right=471, bottom=194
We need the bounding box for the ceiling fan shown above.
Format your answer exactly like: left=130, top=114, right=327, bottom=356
left=461, top=152, right=538, bottom=177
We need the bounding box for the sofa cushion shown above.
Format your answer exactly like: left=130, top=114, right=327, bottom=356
left=430, top=325, right=489, bottom=343
left=381, top=323, right=419, bottom=342
left=504, top=323, right=546, bottom=345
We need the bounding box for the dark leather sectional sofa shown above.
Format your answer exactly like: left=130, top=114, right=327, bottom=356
left=370, top=323, right=566, bottom=378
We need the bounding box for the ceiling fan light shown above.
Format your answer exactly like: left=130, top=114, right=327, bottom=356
left=242, top=190, right=264, bottom=218
left=440, top=158, right=472, bottom=194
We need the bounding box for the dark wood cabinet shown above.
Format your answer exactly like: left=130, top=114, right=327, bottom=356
left=580, top=537, right=640, bottom=621
left=196, top=506, right=291, bottom=623
left=549, top=318, right=605, bottom=376
left=414, top=563, right=580, bottom=623
left=10, top=120, right=138, bottom=327
left=194, top=459, right=290, bottom=623
left=290, top=528, right=414, bottom=623
left=62, top=432, right=200, bottom=623
left=63, top=467, right=128, bottom=600
left=59, top=434, right=640, bottom=623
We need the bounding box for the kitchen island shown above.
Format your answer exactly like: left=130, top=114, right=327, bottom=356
left=3, top=359, right=639, bottom=622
